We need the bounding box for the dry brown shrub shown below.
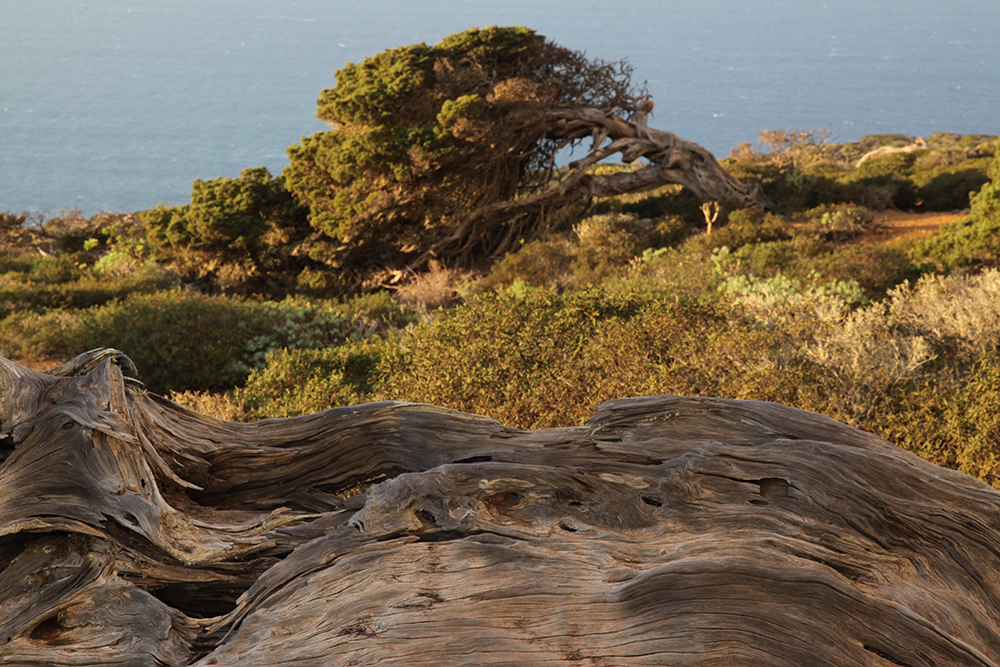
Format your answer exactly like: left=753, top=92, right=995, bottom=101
left=168, top=390, right=249, bottom=422
left=394, top=261, right=466, bottom=311
left=888, top=269, right=1000, bottom=354
left=807, top=269, right=1000, bottom=416
left=758, top=126, right=834, bottom=169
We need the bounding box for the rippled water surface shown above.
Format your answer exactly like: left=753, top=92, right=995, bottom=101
left=2, top=0, right=997, bottom=214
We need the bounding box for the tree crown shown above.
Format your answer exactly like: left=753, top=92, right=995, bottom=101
left=283, top=26, right=636, bottom=283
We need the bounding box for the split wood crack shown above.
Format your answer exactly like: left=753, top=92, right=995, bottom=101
left=0, top=349, right=999, bottom=665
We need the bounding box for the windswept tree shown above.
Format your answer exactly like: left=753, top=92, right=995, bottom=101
left=286, top=26, right=766, bottom=286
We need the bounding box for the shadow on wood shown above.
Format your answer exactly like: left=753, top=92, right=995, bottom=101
left=1, top=349, right=999, bottom=666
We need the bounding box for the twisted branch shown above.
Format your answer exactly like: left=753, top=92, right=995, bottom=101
left=416, top=102, right=770, bottom=268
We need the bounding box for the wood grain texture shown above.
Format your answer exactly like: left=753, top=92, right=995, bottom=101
left=1, top=349, right=999, bottom=666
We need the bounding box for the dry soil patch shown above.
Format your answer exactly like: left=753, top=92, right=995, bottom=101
left=858, top=209, right=967, bottom=244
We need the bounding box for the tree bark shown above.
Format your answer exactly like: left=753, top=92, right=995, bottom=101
left=415, top=102, right=771, bottom=268
left=2, top=349, right=999, bottom=666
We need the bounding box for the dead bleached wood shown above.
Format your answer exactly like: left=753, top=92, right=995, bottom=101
left=2, top=348, right=1000, bottom=666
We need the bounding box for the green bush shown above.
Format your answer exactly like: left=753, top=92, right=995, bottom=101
left=570, top=213, right=647, bottom=286
left=797, top=204, right=874, bottom=241
left=0, top=265, right=175, bottom=319
left=730, top=241, right=797, bottom=275
left=795, top=244, right=924, bottom=297
left=915, top=216, right=1000, bottom=270
left=685, top=209, right=790, bottom=255
left=476, top=236, right=576, bottom=292
left=48, top=292, right=382, bottom=393
left=940, top=352, right=1000, bottom=484
left=142, top=167, right=312, bottom=293
left=918, top=170, right=989, bottom=211
left=720, top=236, right=920, bottom=300
left=854, top=152, right=918, bottom=178
left=82, top=213, right=155, bottom=279
left=914, top=143, right=1000, bottom=268
left=0, top=253, right=40, bottom=275
left=240, top=343, right=386, bottom=418
left=0, top=308, right=78, bottom=362
left=0, top=254, right=81, bottom=284
left=334, top=290, right=417, bottom=330
left=145, top=168, right=305, bottom=256
left=868, top=352, right=1000, bottom=486
left=375, top=287, right=808, bottom=429
left=59, top=293, right=271, bottom=392
left=719, top=271, right=866, bottom=331
left=612, top=246, right=721, bottom=302
left=477, top=213, right=658, bottom=292
left=650, top=214, right=699, bottom=247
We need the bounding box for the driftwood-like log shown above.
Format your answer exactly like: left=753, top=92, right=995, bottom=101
left=2, top=348, right=1000, bottom=666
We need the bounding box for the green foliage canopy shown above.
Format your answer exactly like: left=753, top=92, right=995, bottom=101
left=284, top=26, right=636, bottom=283
left=142, top=167, right=311, bottom=291
left=914, top=141, right=1000, bottom=268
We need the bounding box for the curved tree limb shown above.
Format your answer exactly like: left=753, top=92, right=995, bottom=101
left=416, top=103, right=771, bottom=269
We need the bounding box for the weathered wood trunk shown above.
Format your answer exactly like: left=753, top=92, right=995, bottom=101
left=2, top=349, right=1000, bottom=666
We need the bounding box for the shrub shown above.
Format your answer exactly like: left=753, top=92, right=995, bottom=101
left=168, top=390, right=249, bottom=422
left=651, top=214, right=699, bottom=247
left=757, top=127, right=834, bottom=169
left=719, top=271, right=866, bottom=328
left=142, top=167, right=312, bottom=293
left=0, top=265, right=175, bottom=319
left=806, top=269, right=1000, bottom=422
left=938, top=353, right=1000, bottom=484
left=797, top=204, right=874, bottom=241
left=476, top=236, right=576, bottom=292
left=476, top=213, right=653, bottom=293
left=570, top=213, right=646, bottom=287
left=729, top=240, right=797, bottom=275
left=869, top=353, right=1000, bottom=487
left=914, top=215, right=1000, bottom=269
left=0, top=309, right=79, bottom=362
left=918, top=169, right=989, bottom=211
left=394, top=261, right=466, bottom=311
left=839, top=174, right=919, bottom=210
left=334, top=290, right=417, bottom=330
left=808, top=301, right=937, bottom=416
left=685, top=209, right=790, bottom=255
left=240, top=343, right=386, bottom=418
left=854, top=152, right=918, bottom=178
left=48, top=292, right=384, bottom=393
left=886, top=270, right=1000, bottom=357
left=794, top=243, right=922, bottom=297
left=914, top=142, right=1000, bottom=268
left=60, top=292, right=272, bottom=392
left=374, top=287, right=806, bottom=429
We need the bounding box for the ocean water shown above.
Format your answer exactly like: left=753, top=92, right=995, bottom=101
left=1, top=0, right=998, bottom=216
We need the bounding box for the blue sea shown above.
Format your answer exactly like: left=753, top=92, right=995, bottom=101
left=2, top=0, right=998, bottom=216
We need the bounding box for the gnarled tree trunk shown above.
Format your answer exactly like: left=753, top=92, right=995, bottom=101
left=416, top=102, right=771, bottom=268
left=1, top=349, right=999, bottom=665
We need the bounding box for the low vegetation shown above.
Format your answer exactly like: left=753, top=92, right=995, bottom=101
left=2, top=27, right=999, bottom=489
